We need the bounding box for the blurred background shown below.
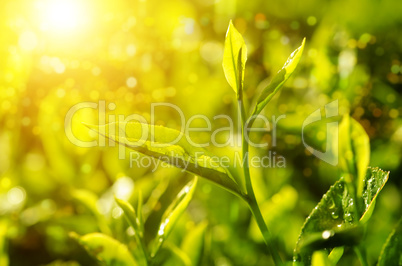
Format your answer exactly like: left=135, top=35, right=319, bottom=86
left=0, top=0, right=401, bottom=265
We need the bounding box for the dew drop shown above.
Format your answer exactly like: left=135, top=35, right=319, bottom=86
left=331, top=211, right=339, bottom=219
left=345, top=213, right=353, bottom=222
left=322, top=230, right=332, bottom=239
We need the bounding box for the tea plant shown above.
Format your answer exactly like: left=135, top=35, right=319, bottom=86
left=72, top=21, right=399, bottom=265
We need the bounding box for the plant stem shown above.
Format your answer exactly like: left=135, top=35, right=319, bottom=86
left=139, top=234, right=150, bottom=265
left=354, top=245, right=369, bottom=266
left=248, top=199, right=283, bottom=265
left=237, top=97, right=283, bottom=266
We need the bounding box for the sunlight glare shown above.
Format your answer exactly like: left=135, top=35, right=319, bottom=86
left=38, top=0, right=86, bottom=33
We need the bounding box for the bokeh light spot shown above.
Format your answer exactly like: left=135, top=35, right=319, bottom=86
left=126, top=77, right=138, bottom=88
left=391, top=64, right=400, bottom=74
left=18, top=31, right=38, bottom=51
left=113, top=177, right=134, bottom=200
left=307, top=16, right=317, bottom=26
left=389, top=109, right=399, bottom=119
left=21, top=117, right=31, bottom=126
left=200, top=41, right=223, bottom=64
left=7, top=187, right=26, bottom=205
left=126, top=44, right=137, bottom=57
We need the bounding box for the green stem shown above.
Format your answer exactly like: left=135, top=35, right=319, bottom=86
left=354, top=245, right=368, bottom=266
left=237, top=98, right=283, bottom=266
left=139, top=234, right=150, bottom=265
left=248, top=200, right=283, bottom=265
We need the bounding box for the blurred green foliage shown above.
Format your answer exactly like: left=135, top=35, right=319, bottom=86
left=0, top=0, right=401, bottom=265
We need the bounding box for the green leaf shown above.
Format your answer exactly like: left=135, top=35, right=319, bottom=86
left=360, top=167, right=389, bottom=224
left=294, top=167, right=389, bottom=264
left=164, top=242, right=192, bottom=266
left=222, top=20, right=247, bottom=96
left=71, top=232, right=137, bottom=266
left=251, top=38, right=305, bottom=118
left=0, top=219, right=9, bottom=266
left=137, top=190, right=144, bottom=235
left=114, top=197, right=141, bottom=237
left=296, top=225, right=364, bottom=255
left=143, top=177, right=170, bottom=221
left=71, top=189, right=111, bottom=235
left=378, top=218, right=402, bottom=266
left=115, top=197, right=148, bottom=262
left=151, top=177, right=198, bottom=257
left=328, top=247, right=344, bottom=265
left=181, top=221, right=208, bottom=265
left=339, top=115, right=370, bottom=197
left=86, top=122, right=243, bottom=197
left=312, top=250, right=332, bottom=266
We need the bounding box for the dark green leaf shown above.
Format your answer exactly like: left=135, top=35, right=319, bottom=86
left=86, top=122, right=243, bottom=197
left=294, top=167, right=389, bottom=264
left=297, top=225, right=364, bottom=253
left=378, top=219, right=402, bottom=266
left=151, top=177, right=198, bottom=257
left=71, top=232, right=137, bottom=266
left=251, top=38, right=305, bottom=118
left=222, top=20, right=247, bottom=96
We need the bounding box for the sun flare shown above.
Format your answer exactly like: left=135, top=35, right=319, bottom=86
left=38, top=0, right=86, bottom=33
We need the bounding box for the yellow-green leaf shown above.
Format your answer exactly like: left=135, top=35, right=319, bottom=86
left=86, top=122, right=242, bottom=198
left=339, top=115, right=370, bottom=197
left=71, top=189, right=111, bottom=236
left=137, top=190, right=144, bottom=234
left=115, top=198, right=141, bottom=236
left=0, top=219, right=9, bottom=266
left=222, top=20, right=247, bottom=96
left=251, top=38, right=305, bottom=118
left=151, top=177, right=198, bottom=257
left=181, top=221, right=208, bottom=265
left=328, top=247, right=344, bottom=265
left=115, top=197, right=148, bottom=263
left=312, top=250, right=333, bottom=266
left=72, top=232, right=137, bottom=266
